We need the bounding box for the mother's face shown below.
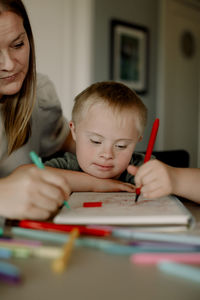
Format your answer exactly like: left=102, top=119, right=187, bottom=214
left=0, top=11, right=30, bottom=99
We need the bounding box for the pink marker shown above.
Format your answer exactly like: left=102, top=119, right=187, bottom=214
left=130, top=253, right=200, bottom=265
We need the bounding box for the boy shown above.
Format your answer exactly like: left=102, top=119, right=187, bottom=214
left=45, top=81, right=147, bottom=185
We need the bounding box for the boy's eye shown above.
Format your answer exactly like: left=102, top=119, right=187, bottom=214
left=115, top=144, right=127, bottom=149
left=13, top=42, right=24, bottom=49
left=90, top=139, right=101, bottom=144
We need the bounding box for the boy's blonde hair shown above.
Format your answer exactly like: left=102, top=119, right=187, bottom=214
left=72, top=81, right=147, bottom=136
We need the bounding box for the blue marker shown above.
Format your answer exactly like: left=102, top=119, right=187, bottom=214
left=0, top=261, right=21, bottom=284
left=29, top=151, right=70, bottom=209
left=0, top=248, right=12, bottom=259
left=158, top=261, right=200, bottom=283
left=0, top=261, right=21, bottom=277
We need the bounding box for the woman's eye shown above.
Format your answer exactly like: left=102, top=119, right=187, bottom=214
left=90, top=139, right=101, bottom=144
left=13, top=42, right=24, bottom=49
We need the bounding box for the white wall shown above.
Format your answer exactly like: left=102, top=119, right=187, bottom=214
left=23, top=0, right=94, bottom=120
left=157, top=0, right=200, bottom=167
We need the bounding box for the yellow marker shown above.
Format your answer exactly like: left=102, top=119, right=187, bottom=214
left=52, top=228, right=79, bottom=273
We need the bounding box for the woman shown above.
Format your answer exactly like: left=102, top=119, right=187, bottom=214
left=0, top=0, right=134, bottom=220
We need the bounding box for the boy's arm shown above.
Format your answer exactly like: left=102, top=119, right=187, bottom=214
left=171, top=167, right=200, bottom=204
left=47, top=167, right=135, bottom=193
left=128, top=160, right=200, bottom=204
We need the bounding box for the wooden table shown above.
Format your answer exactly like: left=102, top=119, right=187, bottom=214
left=1, top=199, right=200, bottom=300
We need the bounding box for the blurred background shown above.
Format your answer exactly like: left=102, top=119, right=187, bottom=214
left=23, top=0, right=200, bottom=167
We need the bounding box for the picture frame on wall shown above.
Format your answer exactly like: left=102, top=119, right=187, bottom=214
left=110, top=19, right=149, bottom=94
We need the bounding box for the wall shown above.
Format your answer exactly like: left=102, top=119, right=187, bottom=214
left=93, top=0, right=159, bottom=151
left=23, top=0, right=94, bottom=120
left=23, top=0, right=159, bottom=151
left=157, top=0, right=200, bottom=167
left=23, top=0, right=68, bottom=115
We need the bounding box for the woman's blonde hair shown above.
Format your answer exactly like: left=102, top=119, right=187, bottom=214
left=72, top=81, right=148, bottom=136
left=0, top=0, right=36, bottom=154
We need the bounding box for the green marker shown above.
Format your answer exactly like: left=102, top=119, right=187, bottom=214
left=29, top=151, right=70, bottom=209
left=30, top=151, right=44, bottom=169
left=0, top=216, right=5, bottom=236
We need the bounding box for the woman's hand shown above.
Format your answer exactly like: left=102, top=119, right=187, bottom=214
left=0, top=164, right=71, bottom=220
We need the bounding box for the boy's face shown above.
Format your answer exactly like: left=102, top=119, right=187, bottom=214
left=70, top=102, right=141, bottom=179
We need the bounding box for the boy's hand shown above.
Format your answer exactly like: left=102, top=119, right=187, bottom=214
left=127, top=160, right=173, bottom=199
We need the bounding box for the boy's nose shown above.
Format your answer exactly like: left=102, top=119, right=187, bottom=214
left=100, top=146, right=113, bottom=160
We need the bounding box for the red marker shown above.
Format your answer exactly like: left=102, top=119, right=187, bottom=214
left=135, top=118, right=160, bottom=202
left=83, top=202, right=102, bottom=208
left=18, top=220, right=110, bottom=237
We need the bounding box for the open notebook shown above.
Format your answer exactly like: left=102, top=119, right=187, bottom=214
left=53, top=192, right=194, bottom=230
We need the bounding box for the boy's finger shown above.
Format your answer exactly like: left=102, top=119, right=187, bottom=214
left=127, top=165, right=138, bottom=175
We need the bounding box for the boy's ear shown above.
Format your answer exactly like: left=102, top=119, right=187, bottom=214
left=69, top=121, right=76, bottom=141
left=138, top=135, right=143, bottom=142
